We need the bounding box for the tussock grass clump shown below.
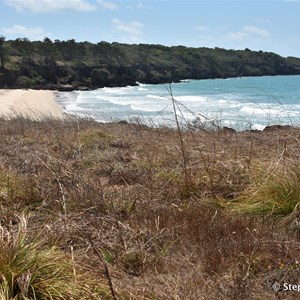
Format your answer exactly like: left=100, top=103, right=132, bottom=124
left=229, top=163, right=300, bottom=220
left=0, top=216, right=106, bottom=300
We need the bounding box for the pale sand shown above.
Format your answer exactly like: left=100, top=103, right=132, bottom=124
left=0, top=89, right=65, bottom=119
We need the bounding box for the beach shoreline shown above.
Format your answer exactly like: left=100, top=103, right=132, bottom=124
left=0, top=89, right=65, bottom=119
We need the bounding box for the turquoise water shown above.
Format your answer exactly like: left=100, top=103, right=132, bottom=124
left=59, top=75, right=300, bottom=130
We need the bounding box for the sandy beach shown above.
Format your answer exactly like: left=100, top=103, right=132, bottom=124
left=0, top=89, right=65, bottom=119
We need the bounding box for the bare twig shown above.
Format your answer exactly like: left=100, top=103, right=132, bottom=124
left=88, top=236, right=118, bottom=300
left=166, top=83, right=190, bottom=194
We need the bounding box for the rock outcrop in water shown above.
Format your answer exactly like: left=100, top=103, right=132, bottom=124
left=1, top=38, right=300, bottom=90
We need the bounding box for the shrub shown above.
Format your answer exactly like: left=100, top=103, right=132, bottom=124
left=90, top=68, right=111, bottom=86
left=16, top=76, right=35, bottom=88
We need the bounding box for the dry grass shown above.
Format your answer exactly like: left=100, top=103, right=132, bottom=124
left=0, top=116, right=300, bottom=299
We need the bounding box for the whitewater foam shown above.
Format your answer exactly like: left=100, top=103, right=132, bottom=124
left=61, top=75, right=300, bottom=130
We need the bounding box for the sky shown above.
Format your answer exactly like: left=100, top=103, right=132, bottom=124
left=0, top=0, right=300, bottom=58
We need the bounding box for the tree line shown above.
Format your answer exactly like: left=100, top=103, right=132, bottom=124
left=0, top=36, right=300, bottom=90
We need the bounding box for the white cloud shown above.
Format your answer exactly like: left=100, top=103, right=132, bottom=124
left=195, top=25, right=210, bottom=32
left=5, top=0, right=96, bottom=13
left=136, top=2, right=145, bottom=9
left=128, top=2, right=152, bottom=10
left=289, top=36, right=300, bottom=42
left=97, top=0, right=118, bottom=10
left=228, top=25, right=270, bottom=41
left=112, top=18, right=145, bottom=43
left=254, top=18, right=270, bottom=24
left=130, top=2, right=144, bottom=9
left=227, top=31, right=247, bottom=41
left=243, top=26, right=270, bottom=37
left=3, top=25, right=50, bottom=40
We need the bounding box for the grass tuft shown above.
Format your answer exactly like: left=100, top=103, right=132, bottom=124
left=228, top=163, right=300, bottom=219
left=0, top=215, right=107, bottom=300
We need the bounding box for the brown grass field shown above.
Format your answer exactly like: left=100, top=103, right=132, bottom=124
left=1, top=116, right=300, bottom=299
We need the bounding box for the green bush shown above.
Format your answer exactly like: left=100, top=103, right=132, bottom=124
left=90, top=68, right=111, bottom=86
left=16, top=76, right=35, bottom=88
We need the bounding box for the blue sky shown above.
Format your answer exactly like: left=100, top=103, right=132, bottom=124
left=0, top=0, right=299, bottom=57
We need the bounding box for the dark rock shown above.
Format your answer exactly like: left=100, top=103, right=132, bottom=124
left=222, top=126, right=236, bottom=133
left=249, top=129, right=260, bottom=133
left=118, top=120, right=129, bottom=125
left=56, top=84, right=76, bottom=91
left=263, top=125, right=293, bottom=131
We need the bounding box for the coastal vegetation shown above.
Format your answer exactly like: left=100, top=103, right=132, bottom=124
left=0, top=115, right=300, bottom=299
left=1, top=36, right=300, bottom=299
left=0, top=37, right=300, bottom=90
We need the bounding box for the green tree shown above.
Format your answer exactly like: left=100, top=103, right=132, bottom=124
left=55, top=39, right=86, bottom=61
left=0, top=35, right=7, bottom=68
left=90, top=68, right=111, bottom=86
left=42, top=37, right=56, bottom=65
left=12, top=38, right=34, bottom=62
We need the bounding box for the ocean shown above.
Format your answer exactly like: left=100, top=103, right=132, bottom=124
left=57, top=75, right=300, bottom=130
